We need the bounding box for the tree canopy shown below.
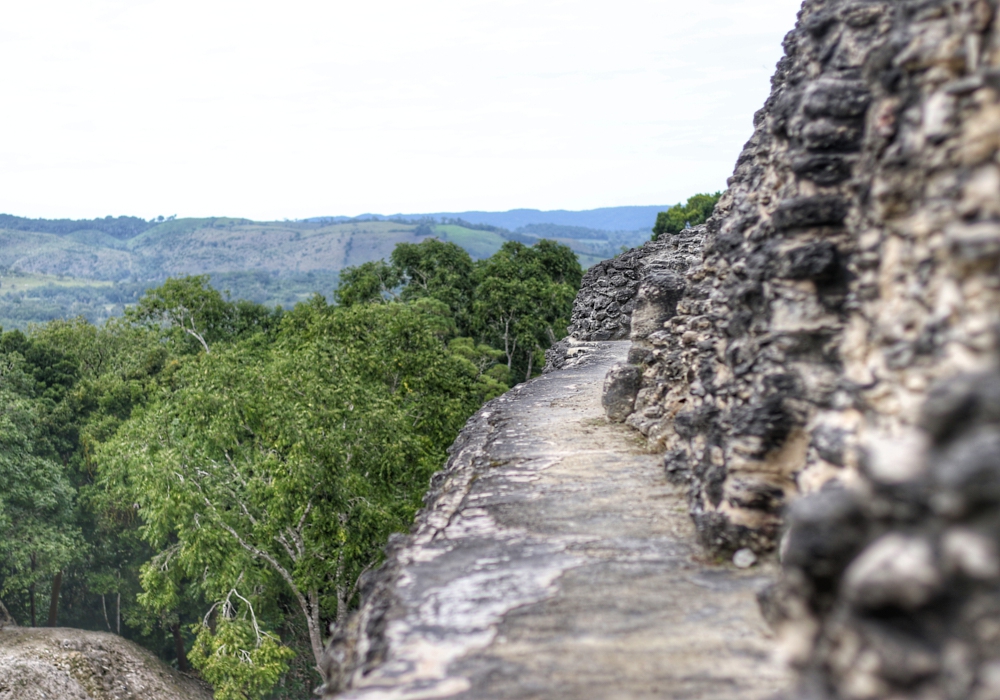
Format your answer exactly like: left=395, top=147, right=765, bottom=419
left=0, top=234, right=581, bottom=698
left=337, top=237, right=580, bottom=381
left=651, top=191, right=722, bottom=240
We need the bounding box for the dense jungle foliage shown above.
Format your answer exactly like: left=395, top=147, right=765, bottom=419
left=0, top=237, right=580, bottom=699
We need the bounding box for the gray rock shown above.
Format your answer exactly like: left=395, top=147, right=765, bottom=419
left=842, top=534, right=942, bottom=610
left=629, top=273, right=686, bottom=341
left=320, top=342, right=790, bottom=698
left=576, top=0, right=1000, bottom=694
left=0, top=627, right=211, bottom=700
left=777, top=372, right=1000, bottom=698
left=565, top=229, right=706, bottom=343
left=931, top=426, right=1000, bottom=507
left=601, top=362, right=642, bottom=422
left=782, top=489, right=867, bottom=586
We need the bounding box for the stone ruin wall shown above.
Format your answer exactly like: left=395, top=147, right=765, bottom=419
left=583, top=0, right=1000, bottom=696
left=564, top=229, right=707, bottom=342
left=322, top=0, right=1000, bottom=696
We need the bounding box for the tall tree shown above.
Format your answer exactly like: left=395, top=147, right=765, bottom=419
left=652, top=191, right=722, bottom=240
left=471, top=241, right=578, bottom=381
left=127, top=275, right=282, bottom=354
left=333, top=261, right=402, bottom=307
left=0, top=350, right=82, bottom=626
left=98, top=298, right=505, bottom=694
left=391, top=239, right=475, bottom=332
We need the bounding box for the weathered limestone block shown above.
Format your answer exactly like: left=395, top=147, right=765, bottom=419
left=602, top=363, right=642, bottom=422
left=771, top=372, right=1000, bottom=700
left=615, top=0, right=1000, bottom=564
left=563, top=227, right=705, bottom=344
left=629, top=273, right=686, bottom=341
left=0, top=628, right=211, bottom=700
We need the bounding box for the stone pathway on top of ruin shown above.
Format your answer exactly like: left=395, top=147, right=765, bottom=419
left=335, top=341, right=791, bottom=700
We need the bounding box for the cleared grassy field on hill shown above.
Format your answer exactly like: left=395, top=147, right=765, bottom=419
left=0, top=230, right=136, bottom=280
left=0, top=271, right=113, bottom=293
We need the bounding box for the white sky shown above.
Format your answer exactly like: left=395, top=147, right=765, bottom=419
left=0, top=0, right=802, bottom=221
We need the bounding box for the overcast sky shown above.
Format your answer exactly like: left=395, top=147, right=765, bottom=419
left=0, top=0, right=802, bottom=221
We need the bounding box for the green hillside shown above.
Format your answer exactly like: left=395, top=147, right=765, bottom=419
left=0, top=219, right=511, bottom=280
left=432, top=225, right=507, bottom=259
left=0, top=215, right=651, bottom=329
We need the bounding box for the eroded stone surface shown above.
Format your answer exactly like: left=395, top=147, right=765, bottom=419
left=607, top=0, right=1000, bottom=564
left=558, top=228, right=706, bottom=345
left=770, top=371, right=1000, bottom=699
left=321, top=342, right=790, bottom=699
left=589, top=0, right=1000, bottom=694
left=601, top=362, right=642, bottom=422
left=0, top=627, right=211, bottom=700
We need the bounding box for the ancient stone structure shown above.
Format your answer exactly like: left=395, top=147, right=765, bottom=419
left=564, top=228, right=705, bottom=342
left=323, top=0, right=1000, bottom=697
left=768, top=371, right=1000, bottom=699
left=597, top=0, right=1000, bottom=696
left=319, top=343, right=789, bottom=699
left=608, top=0, right=1000, bottom=560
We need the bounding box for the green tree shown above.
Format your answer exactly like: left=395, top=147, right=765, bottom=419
left=0, top=269, right=524, bottom=697
left=530, top=238, right=583, bottom=288
left=391, top=239, right=475, bottom=332
left=17, top=317, right=175, bottom=641
left=127, top=275, right=282, bottom=354
left=471, top=241, right=579, bottom=381
left=0, top=350, right=82, bottom=626
left=651, top=191, right=722, bottom=240
left=98, top=297, right=507, bottom=694
left=189, top=615, right=295, bottom=700
left=333, top=260, right=402, bottom=307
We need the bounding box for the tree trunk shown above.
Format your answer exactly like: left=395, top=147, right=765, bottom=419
left=503, top=318, right=514, bottom=370
left=171, top=623, right=189, bottom=672
left=525, top=350, right=533, bottom=381
left=47, top=570, right=63, bottom=627
left=29, top=554, right=36, bottom=627
left=0, top=597, right=15, bottom=627
left=303, top=590, right=324, bottom=671
left=102, top=594, right=111, bottom=631
left=335, top=586, right=347, bottom=629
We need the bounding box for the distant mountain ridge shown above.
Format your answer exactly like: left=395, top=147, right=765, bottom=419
left=1, top=206, right=669, bottom=240
left=303, top=205, right=669, bottom=233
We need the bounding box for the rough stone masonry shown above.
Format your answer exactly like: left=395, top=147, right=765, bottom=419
left=590, top=0, right=1000, bottom=697
left=323, top=0, right=1000, bottom=698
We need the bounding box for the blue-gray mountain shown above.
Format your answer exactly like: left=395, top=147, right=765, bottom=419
left=304, top=205, right=671, bottom=232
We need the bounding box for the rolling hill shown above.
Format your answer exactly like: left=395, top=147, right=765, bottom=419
left=0, top=207, right=663, bottom=329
